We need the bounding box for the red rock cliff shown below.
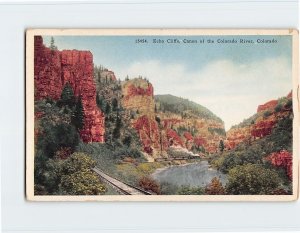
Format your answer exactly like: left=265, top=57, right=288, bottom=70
left=257, top=100, right=278, bottom=113
left=34, top=36, right=105, bottom=143
left=226, top=92, right=293, bottom=149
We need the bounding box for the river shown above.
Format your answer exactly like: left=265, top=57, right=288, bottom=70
left=151, top=160, right=227, bottom=188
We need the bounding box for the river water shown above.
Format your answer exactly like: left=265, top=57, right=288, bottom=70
left=151, top=160, right=227, bottom=188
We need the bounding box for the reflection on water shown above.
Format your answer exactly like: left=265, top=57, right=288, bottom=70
left=151, top=161, right=227, bottom=187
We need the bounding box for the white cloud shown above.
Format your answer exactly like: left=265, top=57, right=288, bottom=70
left=113, top=57, right=292, bottom=130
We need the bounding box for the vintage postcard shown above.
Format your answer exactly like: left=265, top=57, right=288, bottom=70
left=26, top=29, right=299, bottom=201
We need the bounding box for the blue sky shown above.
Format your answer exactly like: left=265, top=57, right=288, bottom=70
left=43, top=35, right=292, bottom=130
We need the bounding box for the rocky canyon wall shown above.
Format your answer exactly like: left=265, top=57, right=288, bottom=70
left=34, top=36, right=105, bottom=142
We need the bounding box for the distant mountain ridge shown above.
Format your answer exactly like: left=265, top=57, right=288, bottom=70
left=155, top=94, right=223, bottom=123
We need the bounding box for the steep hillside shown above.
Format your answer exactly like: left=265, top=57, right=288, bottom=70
left=225, top=92, right=293, bottom=150
left=93, top=67, right=142, bottom=150
left=212, top=93, right=293, bottom=188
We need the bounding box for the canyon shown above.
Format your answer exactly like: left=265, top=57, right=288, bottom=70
left=34, top=37, right=293, bottom=174
left=121, top=78, right=226, bottom=158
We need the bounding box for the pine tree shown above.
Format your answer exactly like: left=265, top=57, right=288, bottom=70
left=50, top=37, right=57, bottom=50
left=60, top=83, right=75, bottom=107
left=96, top=95, right=105, bottom=112
left=105, top=103, right=111, bottom=115
left=112, top=98, right=118, bottom=111
left=113, top=115, right=122, bottom=139
left=219, top=140, right=225, bottom=152
left=72, top=96, right=84, bottom=130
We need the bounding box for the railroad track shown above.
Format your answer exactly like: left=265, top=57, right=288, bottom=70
left=92, top=167, right=152, bottom=195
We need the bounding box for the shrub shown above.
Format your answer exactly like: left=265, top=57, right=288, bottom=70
left=37, top=122, right=79, bottom=158
left=285, top=99, right=292, bottom=108
left=138, top=176, right=161, bottom=194
left=177, top=186, right=204, bottom=195
left=55, top=147, right=73, bottom=159
left=275, top=104, right=282, bottom=113
left=60, top=153, right=106, bottom=195
left=205, top=177, right=226, bottom=195
left=34, top=156, right=63, bottom=194
left=60, top=170, right=106, bottom=195
left=226, top=164, right=281, bottom=195
left=263, top=111, right=272, bottom=118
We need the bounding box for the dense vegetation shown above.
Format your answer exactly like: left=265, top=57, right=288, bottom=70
left=210, top=101, right=293, bottom=195
left=34, top=83, right=106, bottom=195
left=94, top=65, right=142, bottom=149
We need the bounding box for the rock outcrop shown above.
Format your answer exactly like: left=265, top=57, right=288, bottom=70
left=257, top=100, right=278, bottom=113
left=266, top=150, right=293, bottom=179
left=99, top=68, right=117, bottom=82
left=226, top=92, right=293, bottom=150
left=122, top=78, right=155, bottom=115
left=225, top=127, right=251, bottom=150
left=34, top=36, right=105, bottom=142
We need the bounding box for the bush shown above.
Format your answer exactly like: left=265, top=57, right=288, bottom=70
left=61, top=170, right=106, bottom=195
left=226, top=164, right=281, bottom=195
left=138, top=176, right=161, bottom=194
left=205, top=177, right=226, bottom=195
left=60, top=153, right=106, bottom=195
left=37, top=122, right=79, bottom=158
left=177, top=186, right=204, bottom=195
left=285, top=99, right=292, bottom=108
left=275, top=104, right=282, bottom=113
left=263, top=111, right=272, bottom=118
left=34, top=155, right=63, bottom=195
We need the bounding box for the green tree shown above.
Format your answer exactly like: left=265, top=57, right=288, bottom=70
left=122, top=135, right=132, bottom=147
left=226, top=164, right=281, bottom=195
left=96, top=95, right=105, bottom=112
left=112, top=98, right=118, bottom=111
left=113, top=115, right=122, bottom=139
left=34, top=156, right=62, bottom=195
left=60, top=153, right=106, bottom=195
left=285, top=99, right=292, bottom=108
left=72, top=96, right=84, bottom=130
left=37, top=122, right=79, bottom=158
left=219, top=140, right=225, bottom=152
left=60, top=83, right=75, bottom=107
left=155, top=116, right=163, bottom=155
left=275, top=104, right=282, bottom=113
left=263, top=110, right=272, bottom=118
left=50, top=37, right=58, bottom=50
left=105, top=103, right=111, bottom=115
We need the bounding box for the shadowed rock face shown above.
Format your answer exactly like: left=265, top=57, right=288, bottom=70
left=34, top=36, right=105, bottom=143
